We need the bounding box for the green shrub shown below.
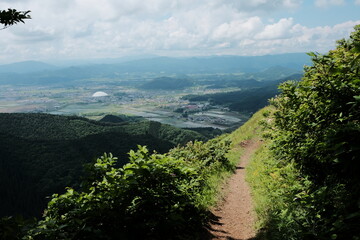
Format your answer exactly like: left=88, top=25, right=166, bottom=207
left=0, top=216, right=35, bottom=240
left=270, top=25, right=360, bottom=239
left=248, top=25, right=360, bottom=240
left=25, top=138, right=231, bottom=239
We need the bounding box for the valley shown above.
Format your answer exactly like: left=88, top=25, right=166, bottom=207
left=0, top=83, right=247, bottom=129
left=0, top=55, right=308, bottom=131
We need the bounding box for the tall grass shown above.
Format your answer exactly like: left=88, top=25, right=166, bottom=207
left=191, top=107, right=275, bottom=211
left=226, top=107, right=274, bottom=165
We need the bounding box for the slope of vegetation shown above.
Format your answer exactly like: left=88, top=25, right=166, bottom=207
left=183, top=74, right=302, bottom=113
left=18, top=138, right=233, bottom=239
left=99, top=114, right=126, bottom=123
left=1, top=106, right=266, bottom=239
left=0, top=113, right=205, bottom=218
left=184, top=85, right=276, bottom=113
left=247, top=25, right=360, bottom=240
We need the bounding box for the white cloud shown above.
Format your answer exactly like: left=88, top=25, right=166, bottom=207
left=255, top=18, right=293, bottom=39
left=0, top=0, right=359, bottom=63
left=212, top=17, right=263, bottom=40
left=355, top=0, right=360, bottom=5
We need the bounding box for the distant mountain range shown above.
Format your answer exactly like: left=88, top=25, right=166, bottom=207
left=0, top=53, right=310, bottom=85
left=0, top=61, right=58, bottom=74
left=118, top=53, right=310, bottom=73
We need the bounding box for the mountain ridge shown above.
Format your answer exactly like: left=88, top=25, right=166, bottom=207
left=0, top=60, right=58, bottom=74
left=0, top=53, right=309, bottom=85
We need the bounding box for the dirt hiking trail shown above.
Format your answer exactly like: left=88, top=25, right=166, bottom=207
left=206, top=139, right=261, bottom=240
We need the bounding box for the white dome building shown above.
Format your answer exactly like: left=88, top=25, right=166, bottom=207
left=92, top=91, right=109, bottom=97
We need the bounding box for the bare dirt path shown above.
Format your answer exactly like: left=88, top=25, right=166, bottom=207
left=206, top=139, right=261, bottom=240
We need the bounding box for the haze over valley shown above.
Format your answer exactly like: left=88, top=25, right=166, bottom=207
left=0, top=54, right=307, bottom=130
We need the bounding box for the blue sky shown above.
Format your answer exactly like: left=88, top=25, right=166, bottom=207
left=0, top=0, right=359, bottom=64
left=277, top=1, right=360, bottom=27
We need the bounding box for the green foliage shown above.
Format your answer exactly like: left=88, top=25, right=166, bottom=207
left=0, top=216, right=35, bottom=240
left=272, top=23, right=360, bottom=196
left=0, top=9, right=31, bottom=28
left=183, top=87, right=275, bottom=113
left=168, top=138, right=233, bottom=207
left=182, top=74, right=302, bottom=114
left=0, top=113, right=204, bottom=218
left=248, top=141, right=358, bottom=240
left=23, top=137, right=231, bottom=239
left=25, top=150, right=197, bottom=239
left=169, top=138, right=231, bottom=169
left=247, top=143, right=308, bottom=239
left=99, top=114, right=143, bottom=123
left=247, top=25, right=360, bottom=240
left=227, top=107, right=273, bottom=144
left=183, top=81, right=288, bottom=113
left=183, top=127, right=223, bottom=139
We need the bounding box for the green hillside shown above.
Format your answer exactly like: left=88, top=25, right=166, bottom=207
left=9, top=135, right=236, bottom=239
left=0, top=113, right=204, bottom=218
left=183, top=74, right=302, bottom=113
left=245, top=26, right=360, bottom=240
left=184, top=87, right=277, bottom=112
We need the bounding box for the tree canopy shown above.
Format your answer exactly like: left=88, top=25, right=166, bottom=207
left=0, top=8, right=31, bottom=29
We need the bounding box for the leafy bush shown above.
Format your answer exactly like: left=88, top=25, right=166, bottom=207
left=271, top=25, right=360, bottom=239
left=0, top=216, right=35, bottom=240
left=168, top=138, right=231, bottom=170
left=25, top=138, right=231, bottom=239
left=248, top=25, right=360, bottom=240
left=0, top=113, right=205, bottom=218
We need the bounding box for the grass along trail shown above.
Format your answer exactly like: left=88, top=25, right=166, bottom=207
left=207, top=139, right=261, bottom=240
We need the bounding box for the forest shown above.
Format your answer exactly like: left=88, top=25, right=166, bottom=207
left=0, top=113, right=205, bottom=218
left=183, top=74, right=302, bottom=113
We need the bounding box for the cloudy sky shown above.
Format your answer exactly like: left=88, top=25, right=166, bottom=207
left=1, top=0, right=360, bottom=64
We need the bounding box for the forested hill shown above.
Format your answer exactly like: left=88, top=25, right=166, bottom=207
left=183, top=74, right=302, bottom=113
left=0, top=113, right=204, bottom=217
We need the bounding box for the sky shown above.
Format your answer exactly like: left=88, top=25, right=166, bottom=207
left=0, top=0, right=360, bottom=64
